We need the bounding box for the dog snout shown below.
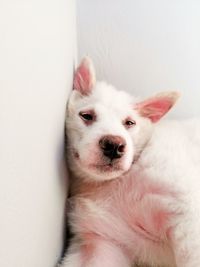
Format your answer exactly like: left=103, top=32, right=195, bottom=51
left=99, top=135, right=126, bottom=160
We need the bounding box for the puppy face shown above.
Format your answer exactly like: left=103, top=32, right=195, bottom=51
left=66, top=57, right=179, bottom=181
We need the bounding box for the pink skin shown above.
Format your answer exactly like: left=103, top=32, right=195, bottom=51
left=66, top=238, right=131, bottom=267
left=73, top=57, right=95, bottom=96
left=135, top=93, right=179, bottom=123
left=68, top=170, right=180, bottom=266
left=73, top=65, right=91, bottom=95
left=69, top=170, right=177, bottom=263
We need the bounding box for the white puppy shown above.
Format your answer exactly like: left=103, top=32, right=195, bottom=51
left=60, top=57, right=200, bottom=267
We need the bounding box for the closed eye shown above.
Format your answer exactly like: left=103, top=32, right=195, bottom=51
left=80, top=113, right=93, bottom=121
left=79, top=110, right=96, bottom=125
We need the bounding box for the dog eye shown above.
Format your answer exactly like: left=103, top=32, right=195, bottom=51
left=124, top=119, right=136, bottom=128
left=79, top=111, right=96, bottom=125
left=80, top=113, right=93, bottom=120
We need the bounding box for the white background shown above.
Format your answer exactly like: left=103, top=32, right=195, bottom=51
left=0, top=0, right=76, bottom=266
left=77, top=0, right=200, bottom=119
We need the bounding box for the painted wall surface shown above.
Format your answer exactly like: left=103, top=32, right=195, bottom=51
left=0, top=0, right=76, bottom=266
left=77, top=0, right=200, bottom=119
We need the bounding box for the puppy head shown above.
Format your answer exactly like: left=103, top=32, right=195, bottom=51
left=66, top=57, right=179, bottom=181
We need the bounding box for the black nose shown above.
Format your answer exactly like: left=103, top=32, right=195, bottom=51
left=99, top=135, right=126, bottom=160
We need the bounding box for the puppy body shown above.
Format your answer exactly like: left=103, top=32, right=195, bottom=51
left=60, top=58, right=200, bottom=267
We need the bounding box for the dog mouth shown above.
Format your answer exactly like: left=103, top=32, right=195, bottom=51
left=90, top=162, right=123, bottom=172
left=72, top=149, right=126, bottom=174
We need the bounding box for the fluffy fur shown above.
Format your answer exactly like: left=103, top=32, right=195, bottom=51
left=60, top=57, right=200, bottom=267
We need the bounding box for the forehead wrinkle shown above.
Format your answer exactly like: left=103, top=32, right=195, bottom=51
left=74, top=82, right=139, bottom=118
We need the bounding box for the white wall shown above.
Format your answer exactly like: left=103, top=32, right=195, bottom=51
left=0, top=1, right=76, bottom=267
left=77, top=0, right=200, bottom=119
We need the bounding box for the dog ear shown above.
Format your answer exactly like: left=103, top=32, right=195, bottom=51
left=135, top=92, right=180, bottom=123
left=73, top=57, right=96, bottom=96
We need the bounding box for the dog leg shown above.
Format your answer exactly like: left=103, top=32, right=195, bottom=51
left=59, top=238, right=131, bottom=267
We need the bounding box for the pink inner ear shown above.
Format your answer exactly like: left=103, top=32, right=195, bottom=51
left=136, top=97, right=175, bottom=123
left=73, top=65, right=90, bottom=94
left=73, top=58, right=95, bottom=96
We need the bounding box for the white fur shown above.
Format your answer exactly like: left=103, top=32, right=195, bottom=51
left=60, top=59, right=200, bottom=267
left=67, top=81, right=152, bottom=181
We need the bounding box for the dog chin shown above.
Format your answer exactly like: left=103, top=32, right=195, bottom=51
left=71, top=151, right=132, bottom=181
left=78, top=162, right=130, bottom=181
left=86, top=169, right=124, bottom=181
